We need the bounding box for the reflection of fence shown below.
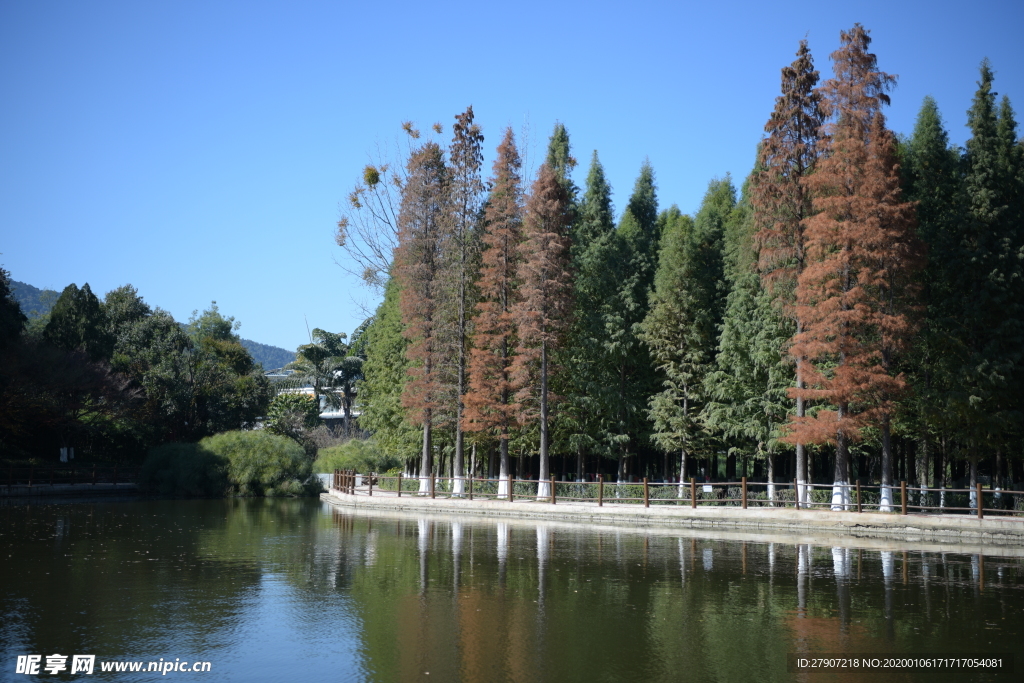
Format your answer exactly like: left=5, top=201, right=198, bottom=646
left=331, top=470, right=1024, bottom=519
left=4, top=465, right=139, bottom=490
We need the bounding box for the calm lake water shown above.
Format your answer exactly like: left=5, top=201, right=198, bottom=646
left=1, top=498, right=1022, bottom=682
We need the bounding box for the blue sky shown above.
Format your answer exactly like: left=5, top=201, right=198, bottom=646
left=2, top=0, right=1021, bottom=353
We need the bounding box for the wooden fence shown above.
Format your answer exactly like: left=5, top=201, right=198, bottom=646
left=331, top=470, right=1024, bottom=519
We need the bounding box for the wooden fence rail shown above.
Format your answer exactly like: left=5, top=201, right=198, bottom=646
left=330, top=471, right=1024, bottom=518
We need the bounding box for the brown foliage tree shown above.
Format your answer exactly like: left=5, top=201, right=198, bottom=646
left=784, top=25, right=922, bottom=509
left=464, top=128, right=523, bottom=496
left=394, top=142, right=448, bottom=491
left=511, top=164, right=573, bottom=499
left=751, top=39, right=826, bottom=503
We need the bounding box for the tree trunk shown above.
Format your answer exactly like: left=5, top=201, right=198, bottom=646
left=576, top=445, right=584, bottom=482
left=879, top=415, right=894, bottom=512
left=917, top=439, right=930, bottom=507
left=795, top=326, right=808, bottom=504
left=498, top=438, right=509, bottom=498
left=767, top=449, right=776, bottom=504
left=831, top=406, right=851, bottom=510
left=537, top=341, right=551, bottom=500
left=994, top=450, right=1003, bottom=507
left=418, top=416, right=432, bottom=494
left=969, top=452, right=978, bottom=510
left=677, top=445, right=688, bottom=498
left=452, top=429, right=465, bottom=496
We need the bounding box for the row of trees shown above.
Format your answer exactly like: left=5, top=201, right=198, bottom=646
left=0, top=274, right=271, bottom=462
left=343, top=25, right=1023, bottom=506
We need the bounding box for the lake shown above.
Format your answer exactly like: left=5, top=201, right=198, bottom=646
left=1, top=498, right=1021, bottom=681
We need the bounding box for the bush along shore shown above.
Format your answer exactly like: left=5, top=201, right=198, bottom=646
left=139, top=430, right=322, bottom=497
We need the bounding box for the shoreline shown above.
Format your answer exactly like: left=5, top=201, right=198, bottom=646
left=0, top=482, right=139, bottom=499
left=321, top=487, right=1024, bottom=547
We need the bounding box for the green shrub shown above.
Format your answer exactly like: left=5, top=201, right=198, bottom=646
left=201, top=430, right=320, bottom=497
left=139, top=442, right=228, bottom=497
left=313, top=438, right=398, bottom=474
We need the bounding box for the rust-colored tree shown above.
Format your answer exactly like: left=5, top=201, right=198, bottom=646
left=785, top=25, right=922, bottom=509
left=464, top=128, right=523, bottom=498
left=438, top=106, right=484, bottom=495
left=511, top=164, right=573, bottom=500
left=394, top=142, right=449, bottom=493
left=751, top=40, right=826, bottom=505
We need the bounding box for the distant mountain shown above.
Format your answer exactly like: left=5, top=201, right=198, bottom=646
left=10, top=279, right=295, bottom=370
left=10, top=280, right=59, bottom=318
left=240, top=339, right=295, bottom=371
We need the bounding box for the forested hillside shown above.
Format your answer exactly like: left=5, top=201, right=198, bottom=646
left=339, top=25, right=1024, bottom=507
left=10, top=280, right=295, bottom=369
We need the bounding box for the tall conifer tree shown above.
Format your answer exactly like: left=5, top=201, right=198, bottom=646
left=750, top=40, right=825, bottom=503
left=511, top=164, right=573, bottom=499
left=787, top=25, right=922, bottom=509
left=394, top=142, right=449, bottom=492
left=556, top=151, right=617, bottom=479
left=705, top=183, right=794, bottom=499
left=440, top=106, right=484, bottom=494
left=642, top=179, right=733, bottom=486
left=953, top=62, right=1024, bottom=493
left=902, top=96, right=964, bottom=497
left=464, top=128, right=523, bottom=497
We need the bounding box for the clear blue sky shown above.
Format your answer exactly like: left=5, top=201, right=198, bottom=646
left=2, top=0, right=1021, bottom=353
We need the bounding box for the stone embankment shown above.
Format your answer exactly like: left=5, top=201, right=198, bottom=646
left=321, top=487, right=1024, bottom=547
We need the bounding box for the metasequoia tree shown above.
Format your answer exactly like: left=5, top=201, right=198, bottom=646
left=608, top=163, right=661, bottom=483
left=394, top=142, right=449, bottom=492
left=556, top=151, right=617, bottom=480
left=438, top=106, right=485, bottom=495
left=464, top=128, right=523, bottom=498
left=786, top=25, right=921, bottom=510
left=642, top=180, right=731, bottom=489
left=750, top=40, right=825, bottom=504
left=704, top=189, right=794, bottom=501
left=901, top=96, right=964, bottom=502
left=511, top=164, right=573, bottom=499
left=955, top=62, right=1024, bottom=499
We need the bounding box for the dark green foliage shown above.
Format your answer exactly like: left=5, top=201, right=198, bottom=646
left=265, top=393, right=322, bottom=439
left=559, top=162, right=661, bottom=480
left=138, top=442, right=229, bottom=496
left=0, top=269, right=27, bottom=351
left=545, top=123, right=578, bottom=201
left=200, top=430, right=317, bottom=497
left=901, top=98, right=967, bottom=448
left=573, top=151, right=615, bottom=252
left=43, top=283, right=112, bottom=361
left=642, top=179, right=734, bottom=472
left=938, top=61, right=1024, bottom=452
left=358, top=278, right=419, bottom=461
left=704, top=189, right=794, bottom=467
left=140, top=431, right=318, bottom=497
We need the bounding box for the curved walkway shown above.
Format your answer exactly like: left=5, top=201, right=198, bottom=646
left=321, top=486, right=1024, bottom=547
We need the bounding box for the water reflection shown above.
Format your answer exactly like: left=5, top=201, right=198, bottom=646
left=324, top=508, right=1024, bottom=682
left=3, top=500, right=1023, bottom=682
